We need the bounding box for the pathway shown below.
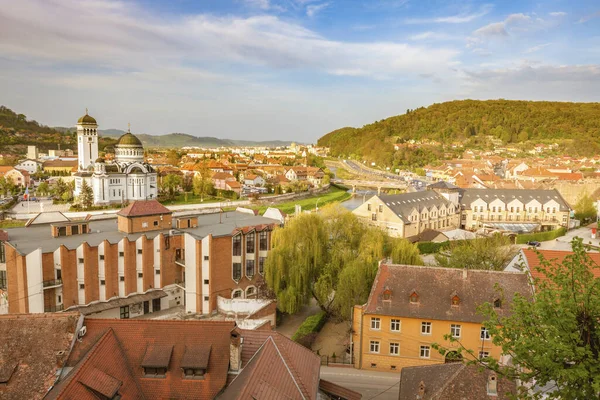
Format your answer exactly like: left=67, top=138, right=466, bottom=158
left=276, top=298, right=321, bottom=338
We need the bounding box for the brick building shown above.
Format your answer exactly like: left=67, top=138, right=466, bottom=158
left=351, top=264, right=531, bottom=373
left=2, top=200, right=279, bottom=317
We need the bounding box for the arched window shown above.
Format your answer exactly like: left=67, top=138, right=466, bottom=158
left=232, top=289, right=243, bottom=299
left=246, top=286, right=256, bottom=297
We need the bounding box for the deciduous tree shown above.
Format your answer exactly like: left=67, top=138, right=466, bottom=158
left=434, top=235, right=516, bottom=271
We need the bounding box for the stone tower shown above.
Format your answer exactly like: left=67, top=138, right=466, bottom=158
left=77, top=109, right=99, bottom=171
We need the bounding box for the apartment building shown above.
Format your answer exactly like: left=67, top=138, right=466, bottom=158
left=2, top=200, right=279, bottom=316
left=351, top=264, right=530, bottom=373
left=459, top=188, right=570, bottom=231
left=352, top=191, right=461, bottom=238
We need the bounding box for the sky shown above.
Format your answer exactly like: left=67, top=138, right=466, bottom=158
left=0, top=0, right=599, bottom=142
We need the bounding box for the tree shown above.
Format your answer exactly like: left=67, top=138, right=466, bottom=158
left=193, top=175, right=214, bottom=201
left=36, top=181, right=49, bottom=196
left=265, top=204, right=422, bottom=318
left=166, top=149, right=181, bottom=166
left=160, top=174, right=182, bottom=200
left=434, top=235, right=516, bottom=271
left=78, top=180, right=94, bottom=209
left=574, top=191, right=597, bottom=223
left=435, top=238, right=600, bottom=399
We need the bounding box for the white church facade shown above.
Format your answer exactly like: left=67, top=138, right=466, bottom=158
left=73, top=111, right=158, bottom=205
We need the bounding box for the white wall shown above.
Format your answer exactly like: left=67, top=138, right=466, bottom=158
left=184, top=233, right=197, bottom=313
left=76, top=245, right=85, bottom=305
left=201, top=236, right=210, bottom=313
left=118, top=240, right=125, bottom=297
left=26, top=248, right=44, bottom=313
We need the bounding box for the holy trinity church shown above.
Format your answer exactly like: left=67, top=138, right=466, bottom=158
left=73, top=111, right=158, bottom=205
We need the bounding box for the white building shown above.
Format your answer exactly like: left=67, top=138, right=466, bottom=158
left=15, top=159, right=43, bottom=175
left=73, top=112, right=158, bottom=205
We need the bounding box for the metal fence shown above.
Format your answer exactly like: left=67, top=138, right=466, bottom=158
left=319, top=354, right=354, bottom=366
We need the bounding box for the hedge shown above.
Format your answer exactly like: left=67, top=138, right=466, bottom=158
left=417, top=241, right=451, bottom=254
left=292, top=311, right=327, bottom=348
left=515, top=227, right=567, bottom=244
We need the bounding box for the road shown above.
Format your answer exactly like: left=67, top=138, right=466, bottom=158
left=320, top=366, right=400, bottom=400
left=519, top=225, right=598, bottom=252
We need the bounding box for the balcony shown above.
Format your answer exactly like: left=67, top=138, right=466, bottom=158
left=42, top=279, right=63, bottom=289
left=44, top=304, right=64, bottom=312
left=174, top=279, right=186, bottom=288
left=175, top=257, right=185, bottom=266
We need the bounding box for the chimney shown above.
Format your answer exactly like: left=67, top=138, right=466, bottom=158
left=229, top=329, right=243, bottom=372
left=417, top=381, right=426, bottom=398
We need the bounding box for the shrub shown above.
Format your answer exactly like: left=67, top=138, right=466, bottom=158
left=417, top=241, right=451, bottom=254
left=292, top=311, right=327, bottom=348
left=516, top=227, right=567, bottom=244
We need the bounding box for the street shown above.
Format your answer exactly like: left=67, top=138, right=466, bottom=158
left=320, top=366, right=400, bottom=400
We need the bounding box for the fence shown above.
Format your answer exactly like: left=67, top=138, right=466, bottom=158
left=319, top=354, right=354, bottom=366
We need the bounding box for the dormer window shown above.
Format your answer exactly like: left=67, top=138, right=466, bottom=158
left=494, top=298, right=502, bottom=308
left=181, top=345, right=210, bottom=380
left=487, top=372, right=498, bottom=396
left=141, top=344, right=173, bottom=379
left=383, top=289, right=392, bottom=301
left=409, top=291, right=419, bottom=304
left=451, top=291, right=460, bottom=306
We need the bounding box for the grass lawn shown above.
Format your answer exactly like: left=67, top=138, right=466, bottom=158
left=256, top=185, right=351, bottom=215
left=159, top=193, right=227, bottom=206
left=0, top=220, right=26, bottom=228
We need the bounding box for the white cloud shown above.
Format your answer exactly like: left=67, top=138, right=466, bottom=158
left=405, top=4, right=493, bottom=24
left=473, top=22, right=508, bottom=37
left=522, top=43, right=551, bottom=54
left=579, top=11, right=600, bottom=23
left=306, top=2, right=329, bottom=17
left=409, top=31, right=455, bottom=41
left=504, top=13, right=531, bottom=25
left=549, top=11, right=566, bottom=17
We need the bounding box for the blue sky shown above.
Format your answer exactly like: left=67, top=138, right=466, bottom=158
left=0, top=0, right=598, bottom=142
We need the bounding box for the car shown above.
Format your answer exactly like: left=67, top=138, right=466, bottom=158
left=527, top=241, right=541, bottom=247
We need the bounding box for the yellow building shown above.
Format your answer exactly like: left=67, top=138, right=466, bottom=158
left=351, top=264, right=531, bottom=373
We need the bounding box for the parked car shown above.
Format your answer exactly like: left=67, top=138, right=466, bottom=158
left=527, top=241, right=541, bottom=247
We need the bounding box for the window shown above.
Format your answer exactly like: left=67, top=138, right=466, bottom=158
left=259, top=231, right=268, bottom=251
left=370, top=317, right=381, bottom=330
left=410, top=292, right=419, bottom=304
left=479, top=351, right=490, bottom=359
left=203, top=255, right=209, bottom=261
left=481, top=327, right=491, bottom=340
left=369, top=341, right=380, bottom=353
left=378, top=205, right=383, bottom=213
left=138, top=273, right=143, bottom=278
left=184, top=368, right=206, bottom=379
left=137, top=249, right=142, bottom=254
left=233, top=263, right=242, bottom=280
left=246, top=259, right=255, bottom=277
left=153, top=220, right=159, bottom=226
left=204, top=296, right=209, bottom=301
left=204, top=279, right=209, bottom=284
left=370, top=363, right=377, bottom=368
left=155, top=269, right=161, bottom=275
left=367, top=204, right=371, bottom=211
left=152, top=298, right=161, bottom=312
left=232, top=289, right=243, bottom=298
left=420, top=345, right=430, bottom=359
left=100, top=279, right=105, bottom=285
left=383, top=290, right=391, bottom=301
left=390, top=319, right=401, bottom=332
left=119, top=251, right=124, bottom=257
left=78, top=258, right=84, bottom=264
left=71, top=225, right=79, bottom=235
left=494, top=298, right=502, bottom=308
left=99, top=254, right=105, bottom=260
left=79, top=283, right=85, bottom=290
left=0, top=242, right=4, bottom=264
left=421, top=322, right=432, bottom=335
left=371, top=213, right=377, bottom=221
left=232, top=235, right=242, bottom=256
left=142, top=222, right=148, bottom=228
left=450, top=324, right=461, bottom=338
left=120, top=276, right=125, bottom=282
left=143, top=367, right=166, bottom=377
left=0, top=271, right=7, bottom=289
left=391, top=365, right=397, bottom=371
left=451, top=295, right=460, bottom=306
left=246, top=232, right=255, bottom=253
left=389, top=342, right=399, bottom=356
left=259, top=257, right=266, bottom=275
left=120, top=306, right=130, bottom=319
left=246, top=286, right=256, bottom=296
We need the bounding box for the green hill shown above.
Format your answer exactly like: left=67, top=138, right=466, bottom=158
left=318, top=100, right=600, bottom=167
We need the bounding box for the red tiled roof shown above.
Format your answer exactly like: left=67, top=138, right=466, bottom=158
left=117, top=200, right=172, bottom=217
left=226, top=181, right=242, bottom=189
left=212, top=172, right=235, bottom=181
left=521, top=249, right=600, bottom=283
left=52, top=319, right=236, bottom=400
left=0, top=313, right=80, bottom=400
left=319, top=379, right=362, bottom=400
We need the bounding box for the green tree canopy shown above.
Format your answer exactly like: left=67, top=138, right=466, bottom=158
left=265, top=204, right=422, bottom=319
left=78, top=180, right=94, bottom=210
left=574, top=191, right=597, bottom=223
left=160, top=174, right=182, bottom=200
left=434, top=235, right=517, bottom=271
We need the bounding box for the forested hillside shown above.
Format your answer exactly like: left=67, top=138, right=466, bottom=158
left=318, top=100, right=600, bottom=166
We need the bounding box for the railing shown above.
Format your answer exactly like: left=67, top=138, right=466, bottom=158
left=42, top=279, right=63, bottom=288
left=174, top=279, right=186, bottom=288
left=44, top=304, right=64, bottom=312
left=175, top=257, right=185, bottom=265
left=319, top=354, right=354, bottom=366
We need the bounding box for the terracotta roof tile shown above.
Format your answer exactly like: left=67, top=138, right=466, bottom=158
left=365, top=264, right=531, bottom=323
left=521, top=249, right=600, bottom=284
left=117, top=200, right=172, bottom=217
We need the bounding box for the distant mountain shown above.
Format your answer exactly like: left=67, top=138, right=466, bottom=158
left=103, top=132, right=294, bottom=148
left=318, top=99, right=600, bottom=166
left=98, top=129, right=126, bottom=138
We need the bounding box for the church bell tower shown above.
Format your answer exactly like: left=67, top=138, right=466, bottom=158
left=77, top=109, right=99, bottom=171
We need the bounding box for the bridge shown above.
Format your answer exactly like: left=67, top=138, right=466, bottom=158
left=331, top=179, right=407, bottom=194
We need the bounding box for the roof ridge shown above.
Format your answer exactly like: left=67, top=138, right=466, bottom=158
left=381, top=263, right=527, bottom=275
left=430, top=363, right=466, bottom=398
left=269, top=336, right=307, bottom=400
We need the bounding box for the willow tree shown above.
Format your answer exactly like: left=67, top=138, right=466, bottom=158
left=265, top=204, right=423, bottom=318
